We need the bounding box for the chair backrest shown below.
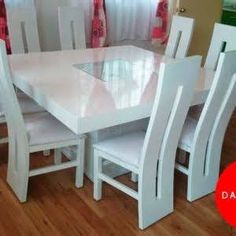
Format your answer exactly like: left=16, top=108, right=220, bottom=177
left=7, top=7, right=41, bottom=54
left=165, top=15, right=195, bottom=59
left=0, top=40, right=28, bottom=170
left=58, top=6, right=86, bottom=50
left=193, top=51, right=236, bottom=175
left=204, top=23, right=236, bottom=70
left=140, top=56, right=201, bottom=198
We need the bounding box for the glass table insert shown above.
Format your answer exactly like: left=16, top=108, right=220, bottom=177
left=73, top=59, right=133, bottom=81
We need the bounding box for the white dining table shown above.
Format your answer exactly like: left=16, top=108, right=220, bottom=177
left=8, top=45, right=215, bottom=180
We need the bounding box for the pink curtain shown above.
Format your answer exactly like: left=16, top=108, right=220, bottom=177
left=0, top=0, right=11, bottom=53
left=151, top=0, right=169, bottom=45
left=91, top=0, right=107, bottom=48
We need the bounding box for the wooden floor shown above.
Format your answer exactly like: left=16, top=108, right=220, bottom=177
left=0, top=113, right=236, bottom=236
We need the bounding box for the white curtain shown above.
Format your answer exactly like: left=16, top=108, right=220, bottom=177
left=5, top=0, right=160, bottom=50
left=70, top=0, right=158, bottom=44
left=105, top=0, right=158, bottom=43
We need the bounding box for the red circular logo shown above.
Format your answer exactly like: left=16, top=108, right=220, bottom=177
left=215, top=162, right=236, bottom=227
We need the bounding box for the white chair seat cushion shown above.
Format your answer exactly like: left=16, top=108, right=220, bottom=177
left=94, top=131, right=146, bottom=167
left=18, top=93, right=45, bottom=114
left=24, top=112, right=78, bottom=146
left=178, top=116, right=198, bottom=152
left=0, top=94, right=44, bottom=122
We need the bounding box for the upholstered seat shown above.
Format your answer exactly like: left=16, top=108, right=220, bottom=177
left=0, top=94, right=44, bottom=123
left=0, top=94, right=44, bottom=116
left=178, top=117, right=198, bottom=152
left=18, top=94, right=45, bottom=114
left=94, top=131, right=145, bottom=167
left=25, top=112, right=78, bottom=146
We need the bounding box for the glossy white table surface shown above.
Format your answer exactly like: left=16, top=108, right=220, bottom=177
left=9, top=46, right=215, bottom=134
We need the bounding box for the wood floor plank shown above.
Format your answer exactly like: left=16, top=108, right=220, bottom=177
left=21, top=199, right=61, bottom=235
left=31, top=179, right=97, bottom=236
left=0, top=179, right=40, bottom=236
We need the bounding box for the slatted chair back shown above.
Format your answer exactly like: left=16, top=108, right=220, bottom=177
left=165, top=15, right=195, bottom=59
left=7, top=7, right=41, bottom=54
left=58, top=6, right=86, bottom=50
left=188, top=51, right=236, bottom=200
left=0, top=40, right=29, bottom=197
left=205, top=23, right=236, bottom=70
left=138, top=55, right=201, bottom=228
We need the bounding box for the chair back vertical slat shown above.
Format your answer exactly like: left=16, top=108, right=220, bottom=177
left=204, top=23, right=236, bottom=70
left=7, top=7, right=41, bottom=54
left=140, top=56, right=201, bottom=202
left=0, top=40, right=29, bottom=183
left=165, top=15, right=195, bottom=59
left=192, top=51, right=236, bottom=177
left=58, top=7, right=86, bottom=50
left=206, top=75, right=236, bottom=176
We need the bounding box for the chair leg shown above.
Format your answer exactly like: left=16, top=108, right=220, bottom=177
left=54, top=149, right=62, bottom=165
left=43, top=149, right=50, bottom=156
left=131, top=172, right=138, bottom=182
left=75, top=138, right=85, bottom=188
left=187, top=150, right=220, bottom=202
left=16, top=177, right=29, bottom=203
left=7, top=167, right=29, bottom=202
left=7, top=138, right=29, bottom=203
left=94, top=150, right=102, bottom=200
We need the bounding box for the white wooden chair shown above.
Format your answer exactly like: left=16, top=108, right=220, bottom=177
left=187, top=23, right=236, bottom=123
left=7, top=7, right=41, bottom=54
left=2, top=7, right=46, bottom=145
left=205, top=23, right=236, bottom=70
left=93, top=56, right=201, bottom=229
left=165, top=15, right=195, bottom=59
left=176, top=51, right=236, bottom=202
left=58, top=6, right=86, bottom=50
left=0, top=40, right=85, bottom=202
